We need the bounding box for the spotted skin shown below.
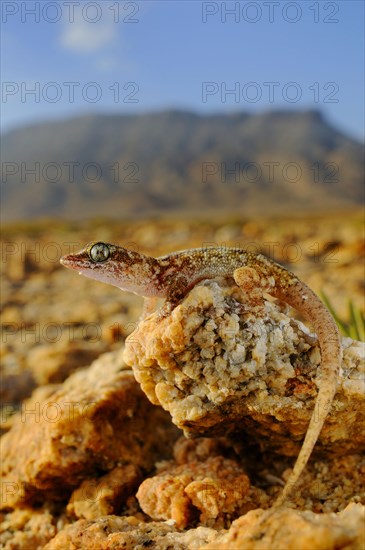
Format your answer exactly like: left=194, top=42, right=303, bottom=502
left=61, top=243, right=342, bottom=506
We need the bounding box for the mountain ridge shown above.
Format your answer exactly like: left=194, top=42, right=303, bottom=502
left=2, top=110, right=364, bottom=221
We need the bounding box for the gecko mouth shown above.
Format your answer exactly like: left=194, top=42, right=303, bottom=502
left=60, top=255, right=85, bottom=270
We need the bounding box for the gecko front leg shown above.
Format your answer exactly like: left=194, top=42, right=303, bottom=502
left=141, top=297, right=159, bottom=320
left=155, top=273, right=190, bottom=320
left=234, top=257, right=342, bottom=506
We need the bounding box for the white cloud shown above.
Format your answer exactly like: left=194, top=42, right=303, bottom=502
left=59, top=8, right=116, bottom=54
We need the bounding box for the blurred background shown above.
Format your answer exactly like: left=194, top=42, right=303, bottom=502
left=1, top=0, right=364, bottom=220
left=1, top=1, right=364, bottom=408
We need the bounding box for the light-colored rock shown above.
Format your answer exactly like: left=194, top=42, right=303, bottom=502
left=0, top=507, right=64, bottom=550
left=44, top=516, right=218, bottom=550
left=202, top=503, right=365, bottom=550
left=124, top=281, right=365, bottom=456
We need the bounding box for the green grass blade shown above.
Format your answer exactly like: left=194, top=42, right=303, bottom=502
left=349, top=300, right=365, bottom=341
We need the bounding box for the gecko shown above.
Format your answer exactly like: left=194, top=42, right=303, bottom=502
left=60, top=242, right=342, bottom=506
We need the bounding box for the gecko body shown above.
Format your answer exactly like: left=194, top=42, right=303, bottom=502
left=61, top=242, right=342, bottom=505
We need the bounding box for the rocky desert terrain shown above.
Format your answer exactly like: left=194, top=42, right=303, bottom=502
left=1, top=211, right=364, bottom=549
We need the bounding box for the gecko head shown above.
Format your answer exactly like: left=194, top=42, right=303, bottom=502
left=60, top=242, right=155, bottom=295
left=61, top=242, right=134, bottom=288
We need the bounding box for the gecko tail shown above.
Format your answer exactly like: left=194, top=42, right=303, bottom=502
left=273, top=378, right=337, bottom=506
left=273, top=278, right=342, bottom=507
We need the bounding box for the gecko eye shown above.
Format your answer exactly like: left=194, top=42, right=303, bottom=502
left=89, top=243, right=110, bottom=263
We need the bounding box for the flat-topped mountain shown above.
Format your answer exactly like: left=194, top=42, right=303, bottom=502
left=1, top=110, right=363, bottom=220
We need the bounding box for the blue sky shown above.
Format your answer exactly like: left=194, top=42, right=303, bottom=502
left=1, top=0, right=364, bottom=140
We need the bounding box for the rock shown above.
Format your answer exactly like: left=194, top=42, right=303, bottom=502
left=1, top=219, right=364, bottom=548
left=0, top=507, right=65, bottom=550
left=0, top=350, right=181, bottom=509
left=67, top=464, right=142, bottom=520
left=274, top=453, right=365, bottom=512
left=124, top=281, right=365, bottom=456
left=137, top=456, right=251, bottom=529
left=138, top=436, right=365, bottom=528
left=1, top=306, right=23, bottom=325
left=44, top=516, right=218, bottom=550
left=201, top=503, right=365, bottom=550
left=27, top=338, right=109, bottom=385
left=0, top=370, right=36, bottom=407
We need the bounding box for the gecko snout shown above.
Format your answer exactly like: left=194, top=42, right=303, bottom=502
left=60, top=255, right=76, bottom=270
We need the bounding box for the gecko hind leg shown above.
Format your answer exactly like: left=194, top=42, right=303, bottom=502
left=233, top=265, right=272, bottom=314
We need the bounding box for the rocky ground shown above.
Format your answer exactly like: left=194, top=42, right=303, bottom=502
left=1, top=212, right=364, bottom=549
